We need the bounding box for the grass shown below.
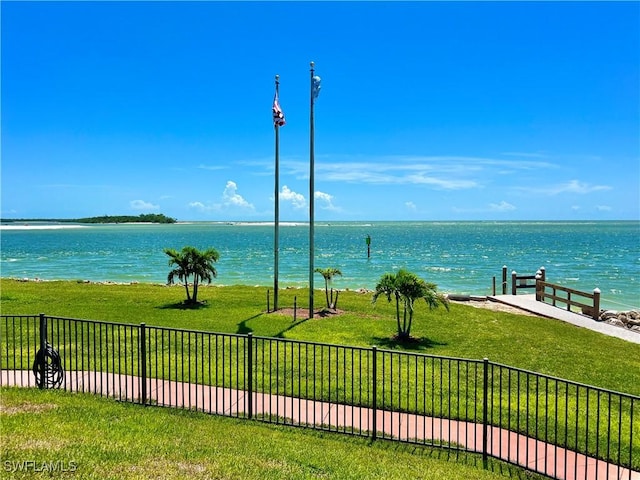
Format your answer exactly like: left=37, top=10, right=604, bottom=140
left=0, top=387, right=546, bottom=480
left=2, top=280, right=639, bottom=471
left=1, top=279, right=638, bottom=395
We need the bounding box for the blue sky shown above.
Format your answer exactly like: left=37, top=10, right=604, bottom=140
left=2, top=1, right=639, bottom=221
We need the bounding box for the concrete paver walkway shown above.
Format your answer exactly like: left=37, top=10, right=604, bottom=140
left=488, top=295, right=640, bottom=344
left=2, top=369, right=638, bottom=480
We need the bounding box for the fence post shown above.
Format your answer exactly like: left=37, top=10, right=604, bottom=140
left=511, top=271, right=517, bottom=295
left=294, top=296, right=297, bottom=322
left=502, top=266, right=507, bottom=295
left=371, top=346, right=378, bottom=441
left=38, top=313, right=46, bottom=390
left=535, top=271, right=542, bottom=301
left=492, top=276, right=496, bottom=296
left=139, top=323, right=147, bottom=406
left=482, top=357, right=489, bottom=469
left=539, top=266, right=546, bottom=282
left=593, top=288, right=601, bottom=320
left=247, top=333, right=253, bottom=419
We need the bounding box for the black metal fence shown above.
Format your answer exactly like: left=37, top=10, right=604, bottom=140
left=1, top=314, right=638, bottom=480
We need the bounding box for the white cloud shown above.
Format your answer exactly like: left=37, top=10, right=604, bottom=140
left=489, top=201, right=516, bottom=212
left=556, top=180, right=611, bottom=194
left=405, top=201, right=417, bottom=211
left=516, top=180, right=612, bottom=196
left=315, top=191, right=340, bottom=211
left=130, top=200, right=159, bottom=211
left=198, top=164, right=227, bottom=171
left=281, top=154, right=556, bottom=190
left=188, top=181, right=253, bottom=212
left=596, top=205, right=612, bottom=211
left=222, top=181, right=254, bottom=209
left=281, top=186, right=306, bottom=209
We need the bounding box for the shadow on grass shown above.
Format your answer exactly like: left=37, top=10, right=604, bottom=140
left=371, top=335, right=447, bottom=350
left=274, top=316, right=312, bottom=338
left=236, top=313, right=264, bottom=335
left=157, top=301, right=211, bottom=311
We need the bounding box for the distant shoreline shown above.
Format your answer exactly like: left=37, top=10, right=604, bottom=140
left=0, top=213, right=176, bottom=224
left=0, top=224, right=89, bottom=230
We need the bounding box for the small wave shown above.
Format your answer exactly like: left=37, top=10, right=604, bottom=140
left=426, top=266, right=452, bottom=272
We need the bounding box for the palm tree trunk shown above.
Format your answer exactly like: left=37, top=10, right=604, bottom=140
left=406, top=309, right=414, bottom=338
left=193, top=276, right=199, bottom=303
left=395, top=293, right=401, bottom=336
left=324, top=278, right=330, bottom=308
left=183, top=278, right=191, bottom=302
left=402, top=300, right=409, bottom=336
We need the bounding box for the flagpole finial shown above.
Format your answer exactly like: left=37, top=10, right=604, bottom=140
left=275, top=74, right=279, bottom=81
left=310, top=61, right=315, bottom=69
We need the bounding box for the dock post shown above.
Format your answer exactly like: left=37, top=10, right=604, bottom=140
left=502, top=266, right=507, bottom=294
left=593, top=288, right=601, bottom=320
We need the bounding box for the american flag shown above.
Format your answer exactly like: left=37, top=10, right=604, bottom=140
left=273, top=93, right=286, bottom=127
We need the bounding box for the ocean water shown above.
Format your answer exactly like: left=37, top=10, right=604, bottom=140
left=1, top=221, right=638, bottom=311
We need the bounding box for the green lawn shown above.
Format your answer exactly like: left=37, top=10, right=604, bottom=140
left=0, top=387, right=546, bottom=480
left=1, top=279, right=638, bottom=395
left=1, top=279, right=639, bottom=475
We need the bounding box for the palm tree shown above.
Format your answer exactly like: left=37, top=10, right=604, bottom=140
left=315, top=267, right=342, bottom=309
left=372, top=269, right=449, bottom=340
left=165, top=246, right=220, bottom=304
left=190, top=247, right=220, bottom=303
left=372, top=272, right=402, bottom=335
left=165, top=247, right=193, bottom=303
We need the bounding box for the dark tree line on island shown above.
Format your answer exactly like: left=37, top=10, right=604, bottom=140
left=78, top=214, right=177, bottom=224
left=1, top=214, right=177, bottom=224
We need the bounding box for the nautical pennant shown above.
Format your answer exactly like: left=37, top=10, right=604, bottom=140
left=312, top=75, right=321, bottom=100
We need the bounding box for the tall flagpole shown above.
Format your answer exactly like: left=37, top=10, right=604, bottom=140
left=309, top=62, right=315, bottom=318
left=274, top=74, right=281, bottom=311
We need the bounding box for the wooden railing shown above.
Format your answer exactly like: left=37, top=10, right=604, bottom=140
left=493, top=266, right=546, bottom=295
left=536, top=281, right=601, bottom=320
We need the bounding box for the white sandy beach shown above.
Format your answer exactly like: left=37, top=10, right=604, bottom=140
left=0, top=225, right=88, bottom=230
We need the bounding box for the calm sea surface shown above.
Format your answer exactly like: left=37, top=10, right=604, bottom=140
left=1, top=221, right=638, bottom=310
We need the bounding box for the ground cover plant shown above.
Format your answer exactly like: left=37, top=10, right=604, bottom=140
left=0, top=387, right=547, bottom=480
